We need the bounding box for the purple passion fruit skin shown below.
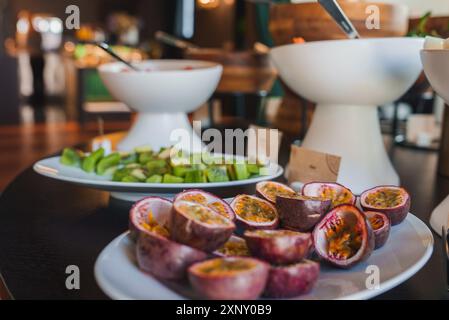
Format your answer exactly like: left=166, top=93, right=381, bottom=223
left=276, top=194, right=332, bottom=232
left=244, top=229, right=312, bottom=265
left=174, top=189, right=236, bottom=221
left=263, top=260, right=320, bottom=298
left=302, top=182, right=356, bottom=209
left=313, top=204, right=374, bottom=269
left=256, top=181, right=296, bottom=204
left=230, top=195, right=279, bottom=230
left=364, top=211, right=391, bottom=249
left=360, top=186, right=410, bottom=226
left=170, top=200, right=235, bottom=252
left=136, top=231, right=208, bottom=280
left=213, top=235, right=251, bottom=257
left=188, top=257, right=269, bottom=300
left=129, top=196, right=172, bottom=241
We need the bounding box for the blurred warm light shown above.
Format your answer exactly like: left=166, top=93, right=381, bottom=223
left=64, top=41, right=75, bottom=53
left=197, top=0, right=220, bottom=10
left=223, top=0, right=234, bottom=5
left=76, top=25, right=95, bottom=41
left=292, top=37, right=305, bottom=44
left=4, top=38, right=16, bottom=55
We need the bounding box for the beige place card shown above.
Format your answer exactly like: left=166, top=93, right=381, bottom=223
left=287, top=145, right=341, bottom=184
left=247, top=125, right=283, bottom=164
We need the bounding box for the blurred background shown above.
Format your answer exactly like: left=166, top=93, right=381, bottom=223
left=1, top=0, right=449, bottom=190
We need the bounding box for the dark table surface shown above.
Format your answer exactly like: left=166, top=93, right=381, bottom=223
left=0, top=137, right=448, bottom=300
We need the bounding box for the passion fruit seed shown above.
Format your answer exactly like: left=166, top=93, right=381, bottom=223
left=140, top=210, right=170, bottom=237
left=216, top=240, right=250, bottom=257
left=260, top=183, right=295, bottom=201
left=365, top=189, right=403, bottom=208
left=177, top=192, right=233, bottom=220
left=180, top=193, right=207, bottom=205
left=179, top=203, right=229, bottom=225
left=320, top=187, right=353, bottom=207
left=325, top=215, right=363, bottom=260
left=368, top=214, right=384, bottom=230
left=199, top=259, right=255, bottom=275
left=208, top=201, right=229, bottom=217
left=235, top=196, right=276, bottom=223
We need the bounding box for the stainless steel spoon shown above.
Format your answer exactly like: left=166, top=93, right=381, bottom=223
left=97, top=42, right=141, bottom=72
left=318, top=0, right=361, bottom=39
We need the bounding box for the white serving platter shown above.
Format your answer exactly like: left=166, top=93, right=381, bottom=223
left=33, top=156, right=283, bottom=198
left=94, top=213, right=433, bottom=300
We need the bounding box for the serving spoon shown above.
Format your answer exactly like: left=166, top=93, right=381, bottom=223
left=318, top=0, right=361, bottom=39
left=97, top=42, right=141, bottom=72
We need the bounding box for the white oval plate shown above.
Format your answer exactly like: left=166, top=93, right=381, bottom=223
left=33, top=156, right=283, bottom=193
left=94, top=213, right=433, bottom=300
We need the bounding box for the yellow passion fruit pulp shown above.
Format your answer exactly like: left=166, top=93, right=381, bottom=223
left=368, top=214, right=384, bottom=230
left=179, top=203, right=229, bottom=225
left=216, top=240, right=250, bottom=257
left=365, top=189, right=403, bottom=208
left=320, top=187, right=353, bottom=207
left=179, top=193, right=230, bottom=218
left=260, top=183, right=295, bottom=201
left=199, top=259, right=256, bottom=275
left=141, top=211, right=170, bottom=237
left=326, top=215, right=363, bottom=260
left=235, top=196, right=276, bottom=223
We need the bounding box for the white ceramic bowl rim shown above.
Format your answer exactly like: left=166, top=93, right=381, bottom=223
left=272, top=37, right=424, bottom=52
left=98, top=59, right=223, bottom=74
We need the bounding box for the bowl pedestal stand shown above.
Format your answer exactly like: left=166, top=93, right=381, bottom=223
left=301, top=104, right=399, bottom=194
left=117, top=112, right=203, bottom=152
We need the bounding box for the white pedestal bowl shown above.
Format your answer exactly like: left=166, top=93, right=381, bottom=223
left=271, top=38, right=424, bottom=193
left=421, top=49, right=449, bottom=235
left=98, top=60, right=223, bottom=152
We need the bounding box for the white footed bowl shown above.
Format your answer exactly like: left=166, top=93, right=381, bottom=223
left=271, top=38, right=423, bottom=193
left=421, top=49, right=449, bottom=235
left=98, top=60, right=223, bottom=151
left=421, top=50, right=449, bottom=103
left=271, top=38, right=423, bottom=105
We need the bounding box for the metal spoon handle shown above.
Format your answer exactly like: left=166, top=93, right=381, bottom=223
left=155, top=31, right=198, bottom=50
left=318, top=0, right=360, bottom=39
left=97, top=42, right=140, bottom=72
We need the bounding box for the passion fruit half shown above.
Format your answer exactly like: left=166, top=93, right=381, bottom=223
left=264, top=260, right=320, bottom=298
left=230, top=194, right=279, bottom=230
left=174, top=189, right=235, bottom=221
left=171, top=200, right=235, bottom=252
left=244, top=229, right=312, bottom=265
left=364, top=211, right=391, bottom=249
left=313, top=205, right=374, bottom=269
left=188, top=257, right=269, bottom=300
left=129, top=196, right=172, bottom=241
left=214, top=235, right=251, bottom=257
left=136, top=231, right=208, bottom=280
left=360, top=186, right=410, bottom=225
left=276, top=194, right=332, bottom=232
left=131, top=197, right=208, bottom=280
left=302, top=182, right=356, bottom=208
left=256, top=181, right=296, bottom=204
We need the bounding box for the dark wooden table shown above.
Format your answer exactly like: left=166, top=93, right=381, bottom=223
left=0, top=137, right=448, bottom=299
